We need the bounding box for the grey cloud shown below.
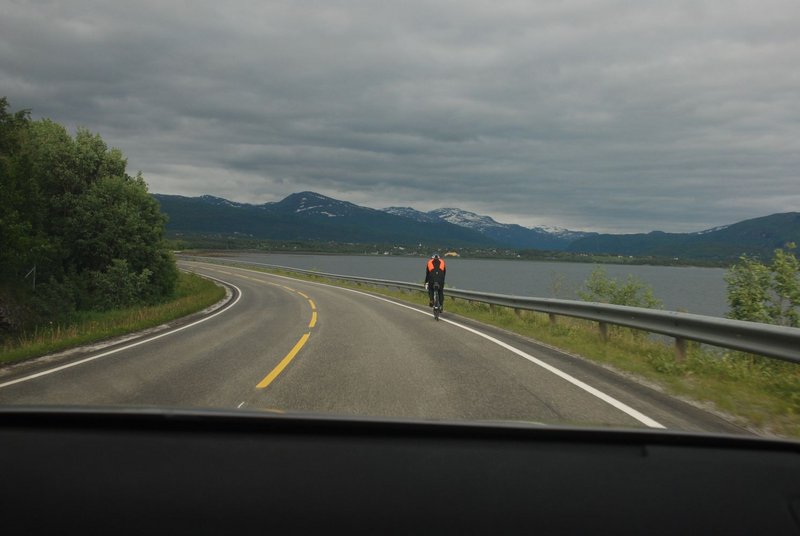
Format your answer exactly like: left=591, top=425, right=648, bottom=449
left=2, top=0, right=798, bottom=233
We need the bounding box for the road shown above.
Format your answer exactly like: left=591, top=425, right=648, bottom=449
left=0, top=260, right=746, bottom=434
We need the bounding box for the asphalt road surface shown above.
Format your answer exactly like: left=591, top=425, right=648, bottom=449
left=0, top=261, right=747, bottom=434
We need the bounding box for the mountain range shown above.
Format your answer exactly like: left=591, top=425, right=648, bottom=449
left=383, top=206, right=594, bottom=250
left=152, top=192, right=800, bottom=261
left=153, top=192, right=494, bottom=247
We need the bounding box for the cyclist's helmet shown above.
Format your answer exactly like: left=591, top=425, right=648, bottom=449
left=432, top=253, right=440, bottom=259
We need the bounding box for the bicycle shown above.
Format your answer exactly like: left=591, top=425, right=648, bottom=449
left=432, top=282, right=442, bottom=321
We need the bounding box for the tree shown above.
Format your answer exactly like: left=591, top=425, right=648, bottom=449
left=66, top=173, right=178, bottom=308
left=726, top=245, right=800, bottom=326
left=0, top=97, right=34, bottom=282
left=578, top=267, right=662, bottom=309
left=0, top=97, right=177, bottom=334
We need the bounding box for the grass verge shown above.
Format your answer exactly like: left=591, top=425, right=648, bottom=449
left=0, top=271, right=226, bottom=365
left=228, top=261, right=800, bottom=439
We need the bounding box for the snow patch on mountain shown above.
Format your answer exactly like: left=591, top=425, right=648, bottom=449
left=381, top=205, right=594, bottom=248
left=282, top=191, right=372, bottom=217
left=383, top=207, right=439, bottom=223
left=428, top=208, right=505, bottom=231
left=200, top=195, right=250, bottom=209
left=531, top=225, right=594, bottom=240
left=693, top=224, right=731, bottom=235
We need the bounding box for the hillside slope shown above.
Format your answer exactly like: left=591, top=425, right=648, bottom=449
left=567, top=212, right=800, bottom=260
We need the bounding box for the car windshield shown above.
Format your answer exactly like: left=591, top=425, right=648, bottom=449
left=1, top=1, right=799, bottom=441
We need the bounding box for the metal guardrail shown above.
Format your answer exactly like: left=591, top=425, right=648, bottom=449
left=183, top=256, right=800, bottom=363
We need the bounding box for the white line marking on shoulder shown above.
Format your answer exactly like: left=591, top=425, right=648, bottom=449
left=0, top=275, right=243, bottom=390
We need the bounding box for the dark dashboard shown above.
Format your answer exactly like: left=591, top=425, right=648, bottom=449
left=2, top=408, right=800, bottom=534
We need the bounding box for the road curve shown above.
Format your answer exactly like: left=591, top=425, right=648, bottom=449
left=0, top=261, right=746, bottom=435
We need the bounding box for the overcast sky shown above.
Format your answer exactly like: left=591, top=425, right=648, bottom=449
left=2, top=1, right=798, bottom=233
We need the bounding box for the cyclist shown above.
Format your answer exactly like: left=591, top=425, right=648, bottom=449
left=424, top=253, right=446, bottom=311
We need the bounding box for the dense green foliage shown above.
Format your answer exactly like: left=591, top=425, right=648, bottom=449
left=578, top=267, right=662, bottom=309
left=725, top=245, right=800, bottom=326
left=0, top=98, right=177, bottom=336
left=1, top=272, right=223, bottom=365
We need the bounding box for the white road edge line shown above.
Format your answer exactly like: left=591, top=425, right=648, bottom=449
left=221, top=264, right=665, bottom=429
left=0, top=274, right=243, bottom=390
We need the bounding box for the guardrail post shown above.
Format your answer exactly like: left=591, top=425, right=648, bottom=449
left=599, top=322, right=608, bottom=341
left=675, top=338, right=687, bottom=362
left=549, top=313, right=557, bottom=326
left=514, top=308, right=523, bottom=318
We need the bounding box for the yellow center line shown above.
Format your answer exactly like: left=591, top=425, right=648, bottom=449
left=205, top=268, right=317, bottom=388
left=257, top=333, right=310, bottom=389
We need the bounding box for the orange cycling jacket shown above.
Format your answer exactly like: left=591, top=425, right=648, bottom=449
left=425, top=258, right=446, bottom=285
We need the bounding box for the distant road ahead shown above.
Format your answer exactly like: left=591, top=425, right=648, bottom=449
left=0, top=261, right=746, bottom=435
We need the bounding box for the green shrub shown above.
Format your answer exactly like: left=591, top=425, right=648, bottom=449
left=88, top=259, right=152, bottom=310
